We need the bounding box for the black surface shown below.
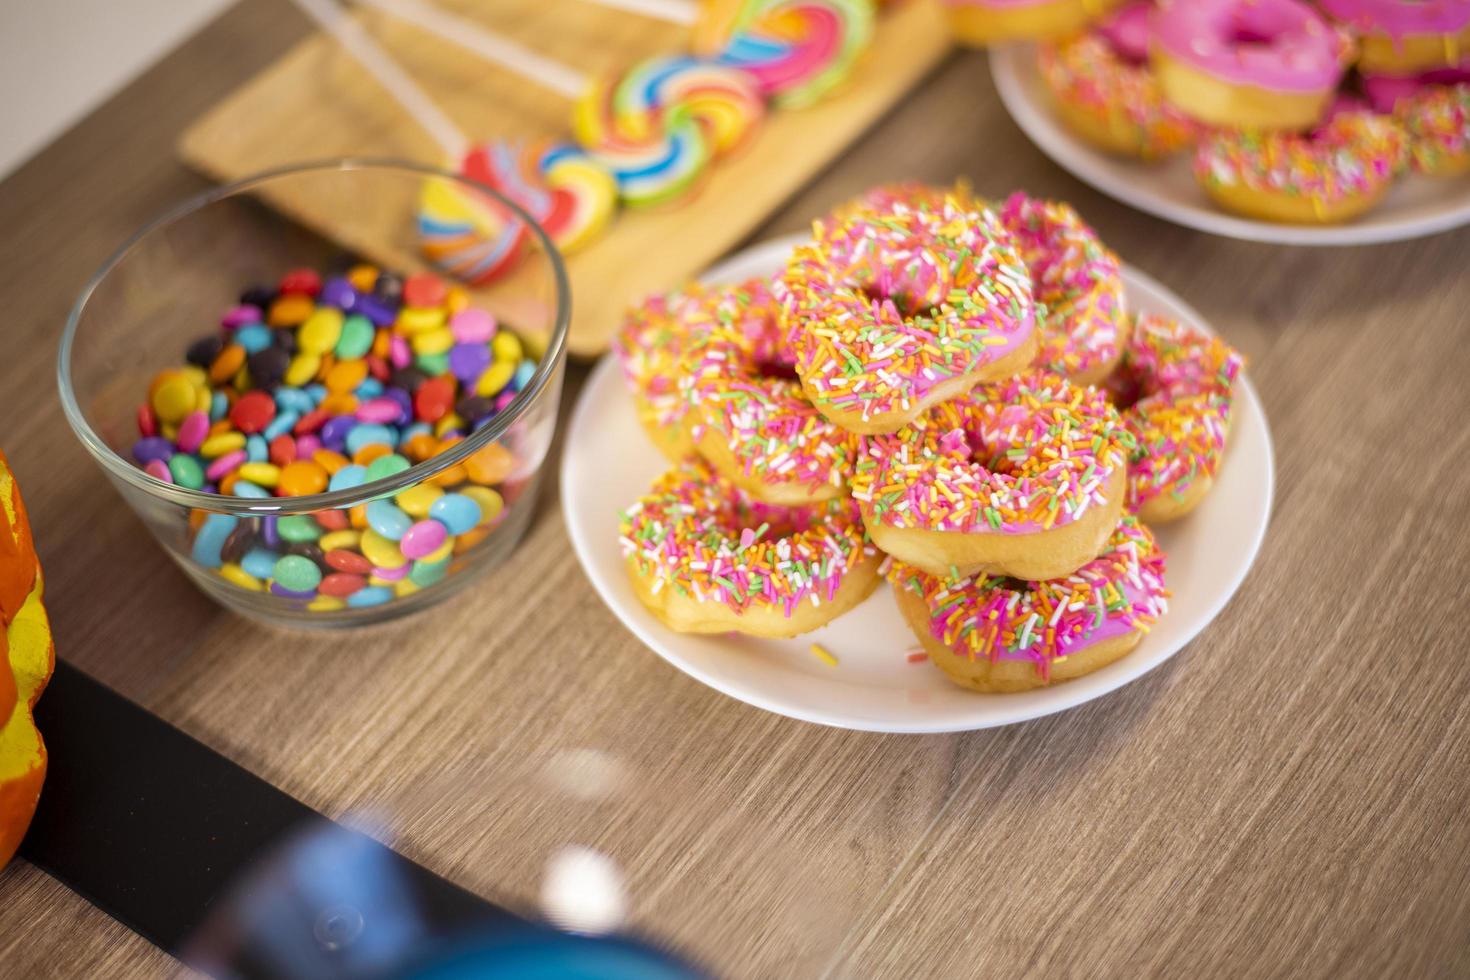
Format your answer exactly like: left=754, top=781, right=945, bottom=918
left=20, top=660, right=525, bottom=976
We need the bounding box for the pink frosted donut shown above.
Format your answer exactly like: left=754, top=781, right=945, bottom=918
left=994, top=192, right=1129, bottom=386
left=1361, top=60, right=1470, bottom=112
left=1038, top=2, right=1199, bottom=160
left=778, top=191, right=1038, bottom=435
left=1150, top=0, right=1351, bottom=129
left=1319, top=0, right=1470, bottom=73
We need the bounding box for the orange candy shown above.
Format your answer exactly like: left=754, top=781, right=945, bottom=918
left=208, top=344, right=247, bottom=385
left=352, top=444, right=392, bottom=467
left=277, top=460, right=329, bottom=496
left=319, top=393, right=358, bottom=415
left=402, top=433, right=439, bottom=462
left=464, top=443, right=515, bottom=485
left=349, top=504, right=368, bottom=529
left=268, top=294, right=315, bottom=327
left=312, top=450, right=350, bottom=475
left=325, top=359, right=369, bottom=394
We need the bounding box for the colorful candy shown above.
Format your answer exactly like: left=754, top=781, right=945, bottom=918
left=129, top=264, right=535, bottom=612
left=710, top=0, right=874, bottom=108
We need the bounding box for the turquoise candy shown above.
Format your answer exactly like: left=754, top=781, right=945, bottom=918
left=306, top=383, right=328, bottom=405
left=233, top=480, right=269, bottom=498
left=272, top=554, right=322, bottom=592
left=409, top=557, right=449, bottom=588
left=366, top=499, right=412, bottom=540
left=329, top=464, right=367, bottom=492
left=355, top=377, right=385, bottom=399
left=278, top=514, right=322, bottom=542
left=346, top=423, right=395, bottom=456
left=364, top=453, right=411, bottom=483
left=210, top=390, right=229, bottom=422
left=168, top=453, right=205, bottom=490
left=246, top=434, right=268, bottom=462
left=274, top=387, right=315, bottom=414
left=263, top=410, right=300, bottom=441
left=347, top=585, right=392, bottom=608
left=191, top=513, right=238, bottom=569
left=334, top=313, right=374, bottom=359
left=241, top=547, right=280, bottom=580
left=234, top=323, right=273, bottom=354
left=429, top=493, right=480, bottom=535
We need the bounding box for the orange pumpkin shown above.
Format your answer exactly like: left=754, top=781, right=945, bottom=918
left=0, top=450, right=52, bottom=867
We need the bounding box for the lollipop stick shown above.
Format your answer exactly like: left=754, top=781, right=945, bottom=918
left=568, top=0, right=700, bottom=25
left=355, top=0, right=588, bottom=100
left=290, top=0, right=469, bottom=162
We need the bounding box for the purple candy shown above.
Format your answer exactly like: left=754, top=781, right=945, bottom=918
left=270, top=581, right=317, bottom=599
left=132, top=436, right=175, bottom=464
left=319, top=276, right=358, bottom=311
left=320, top=414, right=358, bottom=450
left=384, top=387, right=413, bottom=421
left=357, top=396, right=405, bottom=425
left=222, top=304, right=262, bottom=330
left=355, top=294, right=397, bottom=327
left=400, top=519, right=447, bottom=560
left=371, top=562, right=410, bottom=581
left=448, top=343, right=491, bottom=384
left=261, top=515, right=281, bottom=548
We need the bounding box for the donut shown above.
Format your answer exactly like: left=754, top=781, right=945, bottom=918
left=613, top=282, right=713, bottom=461
left=943, top=0, right=1126, bottom=46
left=620, top=458, right=881, bottom=636
left=1150, top=0, right=1352, bottom=130
left=850, top=372, right=1131, bottom=582
left=1192, top=101, right=1407, bottom=223
left=1037, top=3, right=1199, bottom=160
left=1391, top=83, right=1470, bottom=175
left=1319, top=0, right=1470, bottom=75
left=995, top=193, right=1129, bottom=386
left=890, top=515, right=1168, bottom=692
left=1361, top=60, right=1470, bottom=113
left=1107, top=314, right=1243, bottom=523
left=778, top=192, right=1039, bottom=435
left=686, top=278, right=860, bottom=505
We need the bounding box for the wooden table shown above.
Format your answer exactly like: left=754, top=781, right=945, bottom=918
left=3, top=2, right=1469, bottom=977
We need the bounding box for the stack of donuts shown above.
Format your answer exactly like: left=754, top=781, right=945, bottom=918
left=613, top=183, right=1245, bottom=693
left=961, top=0, right=1470, bottom=224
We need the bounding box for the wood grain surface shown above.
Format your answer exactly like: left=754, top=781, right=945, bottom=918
left=178, top=0, right=951, bottom=356
left=3, top=1, right=1470, bottom=977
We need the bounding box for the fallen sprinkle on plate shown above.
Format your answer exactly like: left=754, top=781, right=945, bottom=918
left=809, top=643, right=838, bottom=667
left=906, top=651, right=929, bottom=664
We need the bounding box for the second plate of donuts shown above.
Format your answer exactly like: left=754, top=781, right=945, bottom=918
left=563, top=185, right=1274, bottom=732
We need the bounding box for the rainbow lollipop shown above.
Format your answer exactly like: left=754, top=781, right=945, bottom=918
left=463, top=140, right=619, bottom=253
left=712, top=0, right=876, bottom=108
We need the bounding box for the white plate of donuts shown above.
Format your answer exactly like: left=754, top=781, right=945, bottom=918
left=989, top=0, right=1470, bottom=247
left=564, top=214, right=1273, bottom=733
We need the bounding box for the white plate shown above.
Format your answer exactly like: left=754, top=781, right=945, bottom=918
left=990, top=43, right=1470, bottom=246
left=562, top=235, right=1274, bottom=732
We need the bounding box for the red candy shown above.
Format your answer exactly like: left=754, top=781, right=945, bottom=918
left=268, top=434, right=297, bottom=467
left=229, top=390, right=276, bottom=434
left=137, top=404, right=157, bottom=437
left=414, top=376, right=456, bottom=422
left=365, top=355, right=391, bottom=382
left=325, top=549, right=372, bottom=574
left=294, top=407, right=330, bottom=435
left=319, top=572, right=367, bottom=597
left=278, top=268, right=322, bottom=297
left=315, top=509, right=349, bottom=531
left=403, top=273, right=447, bottom=308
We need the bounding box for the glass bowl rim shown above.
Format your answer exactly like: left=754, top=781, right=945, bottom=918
left=57, top=157, right=572, bottom=517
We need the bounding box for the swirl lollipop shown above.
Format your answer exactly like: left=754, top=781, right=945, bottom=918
left=711, top=0, right=876, bottom=108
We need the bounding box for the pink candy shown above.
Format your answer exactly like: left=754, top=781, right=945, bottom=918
left=221, top=304, right=261, bottom=330
left=176, top=411, right=209, bottom=453
left=144, top=459, right=172, bottom=483
left=357, top=397, right=405, bottom=424
left=450, top=308, right=497, bottom=343
left=371, top=562, right=410, bottom=581
left=205, top=450, right=247, bottom=481
left=399, top=519, right=447, bottom=559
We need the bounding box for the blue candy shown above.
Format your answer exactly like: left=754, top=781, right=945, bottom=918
left=347, top=586, right=393, bottom=608
left=210, top=390, right=229, bottom=422
left=430, top=493, right=481, bottom=535
left=245, top=434, right=268, bottom=462
left=232, top=480, right=270, bottom=498
left=346, top=423, right=396, bottom=456
left=512, top=360, right=535, bottom=390
left=274, top=386, right=315, bottom=414
left=234, top=323, right=273, bottom=354
left=355, top=377, right=385, bottom=399
left=191, top=514, right=238, bottom=569
left=263, top=410, right=300, bottom=441
left=328, top=464, right=367, bottom=492
left=241, top=547, right=281, bottom=580
left=306, top=383, right=328, bottom=405
left=365, top=499, right=412, bottom=541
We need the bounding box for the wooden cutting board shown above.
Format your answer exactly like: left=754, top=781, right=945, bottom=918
left=178, top=0, right=953, bottom=356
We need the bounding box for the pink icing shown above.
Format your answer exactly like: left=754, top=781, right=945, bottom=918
left=1150, top=0, right=1348, bottom=93
left=1362, top=60, right=1470, bottom=111
left=1318, top=0, right=1470, bottom=38
left=1098, top=1, right=1154, bottom=62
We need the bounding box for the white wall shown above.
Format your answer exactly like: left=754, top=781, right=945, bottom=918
left=0, top=0, right=235, bottom=178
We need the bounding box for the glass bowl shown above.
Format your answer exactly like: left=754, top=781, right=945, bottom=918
left=58, top=159, right=570, bottom=628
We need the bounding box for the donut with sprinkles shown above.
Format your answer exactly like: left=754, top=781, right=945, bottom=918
left=686, top=278, right=859, bottom=505
left=1193, top=104, right=1408, bottom=224
left=1037, top=3, right=1199, bottom=161
left=1106, top=314, right=1243, bottom=523
left=619, top=458, right=881, bottom=636
left=614, top=282, right=714, bottom=461
left=850, top=371, right=1131, bottom=582
left=777, top=191, right=1038, bottom=435
left=1393, top=83, right=1470, bottom=176
left=995, top=193, right=1129, bottom=386
left=889, top=515, right=1168, bottom=693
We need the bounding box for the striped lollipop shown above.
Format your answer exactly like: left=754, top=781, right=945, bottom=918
left=711, top=0, right=876, bottom=108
